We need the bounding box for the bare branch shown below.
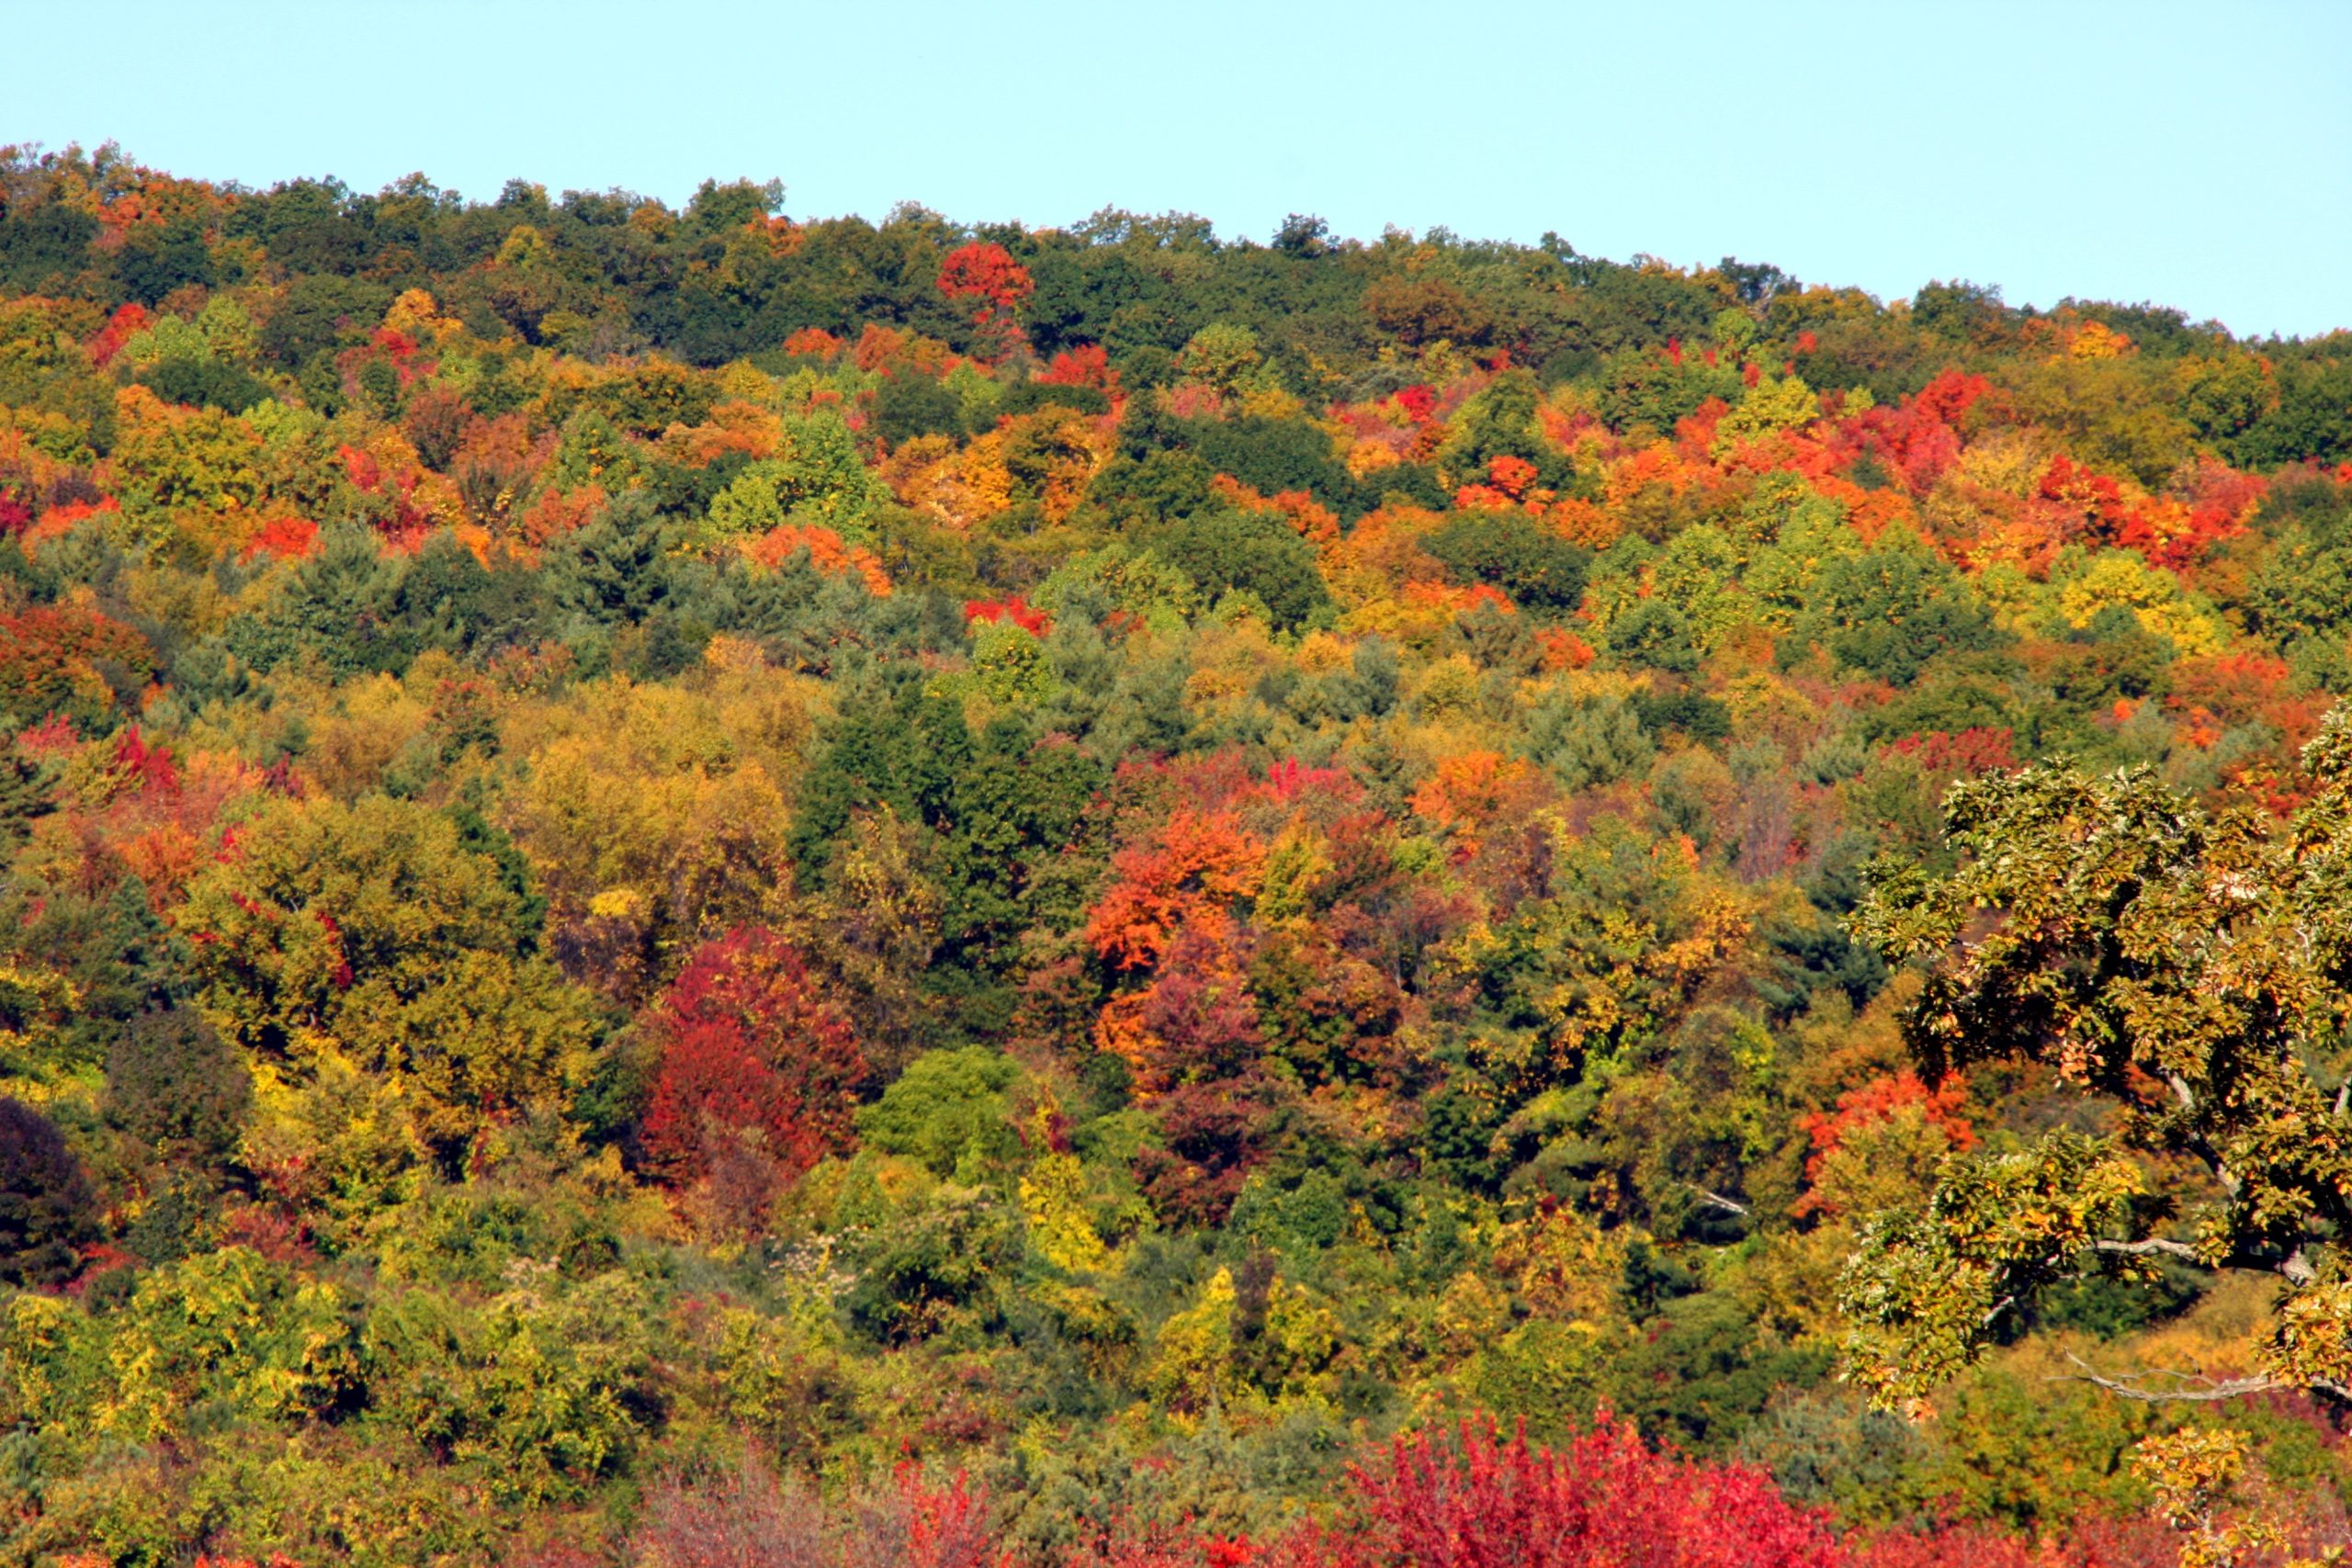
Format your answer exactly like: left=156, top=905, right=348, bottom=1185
left=1695, top=1190, right=1748, bottom=1217
left=2060, top=1357, right=2352, bottom=1406
left=1982, top=1294, right=2017, bottom=1332
left=2093, top=1237, right=2201, bottom=1264
left=2059, top=1355, right=2283, bottom=1403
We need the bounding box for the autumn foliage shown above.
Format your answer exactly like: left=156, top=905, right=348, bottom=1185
left=3, top=142, right=2351, bottom=1568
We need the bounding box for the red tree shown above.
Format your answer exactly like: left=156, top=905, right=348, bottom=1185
left=937, top=242, right=1034, bottom=358
left=639, top=928, right=868, bottom=1188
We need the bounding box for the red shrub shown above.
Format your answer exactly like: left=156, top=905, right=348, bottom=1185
left=1294, top=1416, right=1844, bottom=1568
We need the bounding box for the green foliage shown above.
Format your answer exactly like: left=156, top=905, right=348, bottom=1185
left=1424, top=514, right=1590, bottom=612
left=1787, top=534, right=2006, bottom=684
left=700, top=409, right=886, bottom=543
left=0, top=1099, right=96, bottom=1286
left=0, top=144, right=2346, bottom=1563
left=1850, top=714, right=2352, bottom=1408
left=1148, top=507, right=1330, bottom=630
left=854, top=1047, right=1019, bottom=1177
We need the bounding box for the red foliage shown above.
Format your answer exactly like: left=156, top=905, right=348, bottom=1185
left=1132, top=1075, right=1276, bottom=1228
left=2027, top=454, right=2252, bottom=570
left=641, top=1019, right=805, bottom=1179
left=937, top=243, right=1035, bottom=320
left=893, top=1467, right=1000, bottom=1568
left=1912, top=369, right=1991, bottom=426
left=2036, top=454, right=2131, bottom=536
left=1883, top=726, right=2017, bottom=776
left=639, top=928, right=869, bottom=1188
left=966, top=595, right=1051, bottom=638
left=112, top=726, right=180, bottom=795
left=1041, top=343, right=1119, bottom=392
left=335, top=444, right=436, bottom=547
left=17, top=713, right=81, bottom=754
left=1261, top=758, right=1355, bottom=804
left=242, top=515, right=321, bottom=562
left=1813, top=370, right=1988, bottom=495
left=0, top=490, right=31, bottom=536
left=85, top=301, right=153, bottom=367
left=1846, top=1522, right=2042, bottom=1568
left=1393, top=384, right=1438, bottom=424
left=1801, top=1073, right=1976, bottom=1186
left=1293, top=1416, right=1843, bottom=1568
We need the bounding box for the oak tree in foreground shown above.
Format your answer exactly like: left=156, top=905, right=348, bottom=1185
left=1847, top=709, right=2352, bottom=1410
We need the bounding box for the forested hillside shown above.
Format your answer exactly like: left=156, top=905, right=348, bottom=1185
left=4, top=142, right=2352, bottom=1566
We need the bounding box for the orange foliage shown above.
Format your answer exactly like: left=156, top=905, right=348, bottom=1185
left=1802, top=1073, right=1976, bottom=1183
left=743, top=213, right=804, bottom=257
left=1533, top=626, right=1597, bottom=671
left=782, top=327, right=843, bottom=358
left=1210, top=474, right=1340, bottom=544
left=1409, top=750, right=1543, bottom=859
left=241, top=515, right=320, bottom=562
left=741, top=523, right=892, bottom=596
left=513, top=483, right=607, bottom=547
left=1084, top=811, right=1266, bottom=973
left=661, top=399, right=786, bottom=468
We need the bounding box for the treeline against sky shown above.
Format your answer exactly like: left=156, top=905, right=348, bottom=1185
left=2, top=142, right=2351, bottom=1565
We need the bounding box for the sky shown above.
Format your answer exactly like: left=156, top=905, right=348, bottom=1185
left=6, top=0, right=2347, bottom=339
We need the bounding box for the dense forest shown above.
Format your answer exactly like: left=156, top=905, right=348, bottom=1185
left=4, top=141, right=2352, bottom=1567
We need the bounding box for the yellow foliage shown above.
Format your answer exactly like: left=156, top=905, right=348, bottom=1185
left=1021, top=1150, right=1114, bottom=1273
left=2056, top=550, right=2225, bottom=656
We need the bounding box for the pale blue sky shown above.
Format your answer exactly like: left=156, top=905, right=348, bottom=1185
left=7, top=1, right=2346, bottom=338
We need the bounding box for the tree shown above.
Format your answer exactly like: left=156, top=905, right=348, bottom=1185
left=1149, top=508, right=1330, bottom=630
left=701, top=410, right=887, bottom=544
left=0, top=604, right=156, bottom=728
left=0, top=1097, right=96, bottom=1286
left=639, top=927, right=868, bottom=1190
left=180, top=793, right=596, bottom=1166
left=1425, top=514, right=1590, bottom=613
left=1846, top=710, right=2352, bottom=1410
left=1787, top=536, right=2005, bottom=687
left=937, top=242, right=1033, bottom=358
left=106, top=1007, right=252, bottom=1171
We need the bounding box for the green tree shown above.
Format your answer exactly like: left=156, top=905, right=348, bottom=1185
left=1846, top=712, right=2352, bottom=1408
left=700, top=410, right=886, bottom=543
left=0, top=1098, right=96, bottom=1286
left=1148, top=509, right=1329, bottom=630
